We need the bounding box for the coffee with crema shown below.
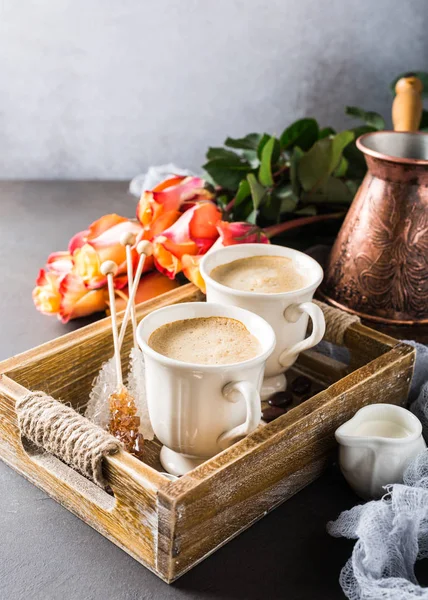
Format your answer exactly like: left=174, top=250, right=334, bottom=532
left=148, top=316, right=261, bottom=365
left=210, top=255, right=308, bottom=294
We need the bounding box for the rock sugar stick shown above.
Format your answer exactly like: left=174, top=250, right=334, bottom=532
left=100, top=259, right=144, bottom=459
left=119, top=235, right=154, bottom=440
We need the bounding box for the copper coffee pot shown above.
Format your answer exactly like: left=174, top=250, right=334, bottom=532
left=321, top=76, right=428, bottom=325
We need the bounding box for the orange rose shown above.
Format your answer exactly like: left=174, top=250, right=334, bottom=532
left=153, top=202, right=222, bottom=278
left=136, top=176, right=214, bottom=236
left=32, top=252, right=73, bottom=315
left=70, top=214, right=148, bottom=289
left=59, top=273, right=107, bottom=323
left=32, top=251, right=107, bottom=323
left=33, top=270, right=62, bottom=315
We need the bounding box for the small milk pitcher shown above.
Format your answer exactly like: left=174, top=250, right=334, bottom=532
left=336, top=404, right=426, bottom=499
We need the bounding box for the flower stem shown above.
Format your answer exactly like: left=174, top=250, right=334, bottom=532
left=264, top=212, right=345, bottom=239
left=224, top=197, right=236, bottom=213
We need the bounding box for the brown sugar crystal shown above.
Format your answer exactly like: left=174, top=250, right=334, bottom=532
left=108, top=387, right=144, bottom=460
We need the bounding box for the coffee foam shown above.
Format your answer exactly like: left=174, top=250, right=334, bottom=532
left=148, top=316, right=261, bottom=365
left=210, top=255, right=308, bottom=293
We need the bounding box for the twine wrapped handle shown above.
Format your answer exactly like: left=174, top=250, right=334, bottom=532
left=16, top=392, right=122, bottom=488
left=313, top=300, right=360, bottom=345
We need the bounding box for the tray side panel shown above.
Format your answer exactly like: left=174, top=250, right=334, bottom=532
left=0, top=383, right=164, bottom=579
left=160, top=342, right=415, bottom=581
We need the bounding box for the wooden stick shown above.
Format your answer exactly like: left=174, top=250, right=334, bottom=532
left=118, top=241, right=153, bottom=350
left=100, top=260, right=122, bottom=389
left=120, top=232, right=138, bottom=349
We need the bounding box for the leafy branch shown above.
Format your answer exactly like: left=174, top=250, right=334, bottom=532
left=202, top=71, right=428, bottom=236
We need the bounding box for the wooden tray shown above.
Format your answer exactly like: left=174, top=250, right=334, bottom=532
left=0, top=284, right=415, bottom=583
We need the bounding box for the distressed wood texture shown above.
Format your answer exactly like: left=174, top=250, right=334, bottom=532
left=0, top=283, right=416, bottom=583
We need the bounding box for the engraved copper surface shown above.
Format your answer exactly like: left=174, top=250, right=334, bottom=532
left=322, top=132, right=428, bottom=325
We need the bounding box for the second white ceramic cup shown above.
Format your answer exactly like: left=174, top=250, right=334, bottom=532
left=200, top=243, right=326, bottom=398
left=137, top=302, right=276, bottom=476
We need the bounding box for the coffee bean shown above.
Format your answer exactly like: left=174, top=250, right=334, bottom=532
left=262, top=405, right=287, bottom=422
left=268, top=390, right=293, bottom=409
left=291, top=375, right=312, bottom=395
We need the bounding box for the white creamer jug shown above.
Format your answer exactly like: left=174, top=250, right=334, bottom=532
left=335, top=404, right=426, bottom=499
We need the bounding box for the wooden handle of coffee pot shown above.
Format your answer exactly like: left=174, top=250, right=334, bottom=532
left=392, top=75, right=423, bottom=132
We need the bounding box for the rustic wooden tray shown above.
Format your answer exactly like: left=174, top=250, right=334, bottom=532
left=0, top=284, right=415, bottom=583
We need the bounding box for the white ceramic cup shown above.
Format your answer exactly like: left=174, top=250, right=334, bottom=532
left=200, top=243, right=326, bottom=398
left=137, top=302, right=276, bottom=476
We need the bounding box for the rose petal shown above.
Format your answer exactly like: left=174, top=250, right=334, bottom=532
left=46, top=251, right=73, bottom=274
left=161, top=202, right=221, bottom=249
left=33, top=271, right=62, bottom=315
left=144, top=210, right=181, bottom=239
left=69, top=214, right=140, bottom=254
left=189, top=202, right=222, bottom=242
left=181, top=255, right=206, bottom=293
left=59, top=273, right=107, bottom=323
left=136, top=175, right=213, bottom=229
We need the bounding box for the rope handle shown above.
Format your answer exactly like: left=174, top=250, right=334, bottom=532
left=313, top=300, right=360, bottom=345
left=16, top=392, right=122, bottom=489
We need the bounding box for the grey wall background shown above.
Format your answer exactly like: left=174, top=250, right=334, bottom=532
left=0, top=0, right=427, bottom=180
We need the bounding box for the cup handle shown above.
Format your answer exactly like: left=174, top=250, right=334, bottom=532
left=279, top=301, right=326, bottom=369
left=217, top=381, right=261, bottom=451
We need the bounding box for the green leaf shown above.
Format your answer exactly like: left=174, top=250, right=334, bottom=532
left=257, top=134, right=281, bottom=162
left=330, top=131, right=355, bottom=172
left=258, top=136, right=277, bottom=186
left=298, top=131, right=354, bottom=192
left=247, top=173, right=267, bottom=215
left=225, top=133, right=262, bottom=151
left=345, top=106, right=385, bottom=130
left=298, top=138, right=331, bottom=191
left=280, top=118, right=319, bottom=151
left=273, top=185, right=299, bottom=214
left=202, top=171, right=216, bottom=187
left=242, top=149, right=260, bottom=167
left=390, top=72, right=428, bottom=98
left=203, top=157, right=252, bottom=190
left=234, top=179, right=251, bottom=206
left=246, top=209, right=258, bottom=224
left=206, top=147, right=241, bottom=161
left=333, top=156, right=348, bottom=178
left=260, top=192, right=282, bottom=221
left=343, top=125, right=376, bottom=179
left=257, top=133, right=271, bottom=158
left=290, top=146, right=304, bottom=196
left=302, top=177, right=353, bottom=205
left=272, top=184, right=299, bottom=213
left=322, top=177, right=353, bottom=204
left=319, top=127, right=336, bottom=139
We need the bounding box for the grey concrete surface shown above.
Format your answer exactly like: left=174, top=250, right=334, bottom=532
left=0, top=182, right=403, bottom=599
left=0, top=1, right=427, bottom=179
